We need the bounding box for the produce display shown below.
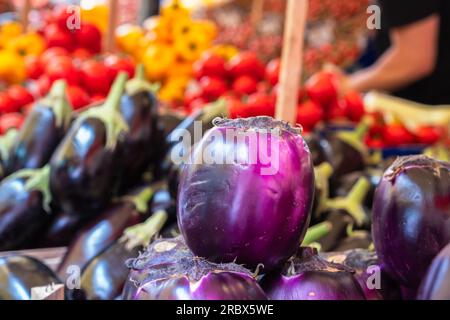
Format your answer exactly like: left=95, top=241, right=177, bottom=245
left=0, top=0, right=449, bottom=303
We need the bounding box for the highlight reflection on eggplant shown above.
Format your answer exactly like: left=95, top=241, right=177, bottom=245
left=50, top=73, right=129, bottom=214
left=0, top=255, right=61, bottom=300
left=0, top=166, right=53, bottom=251
left=4, top=80, right=72, bottom=176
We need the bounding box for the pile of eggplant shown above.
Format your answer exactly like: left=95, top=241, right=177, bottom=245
left=0, top=67, right=449, bottom=300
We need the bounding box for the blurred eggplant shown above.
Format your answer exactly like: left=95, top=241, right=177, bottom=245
left=4, top=81, right=72, bottom=176
left=57, top=183, right=157, bottom=278
left=335, top=231, right=372, bottom=251
left=324, top=250, right=401, bottom=300
left=50, top=73, right=129, bottom=215
left=0, top=129, right=18, bottom=181
left=117, top=65, right=162, bottom=190
left=418, top=243, right=450, bottom=300
left=70, top=209, right=169, bottom=300
left=317, top=177, right=371, bottom=252
left=0, top=255, right=61, bottom=300
left=0, top=166, right=53, bottom=251
left=304, top=132, right=328, bottom=166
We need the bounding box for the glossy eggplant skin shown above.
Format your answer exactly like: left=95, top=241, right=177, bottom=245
left=50, top=117, right=123, bottom=214
left=0, top=177, right=51, bottom=251
left=57, top=200, right=146, bottom=278
left=305, top=133, right=328, bottom=166
left=117, top=91, right=161, bottom=189
left=4, top=105, right=65, bottom=176
left=0, top=255, right=61, bottom=300
left=418, top=243, right=450, bottom=300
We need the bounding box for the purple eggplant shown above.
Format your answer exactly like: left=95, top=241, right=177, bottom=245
left=4, top=81, right=72, bottom=176
left=324, top=250, right=401, bottom=300
left=57, top=184, right=156, bottom=278
left=372, top=155, right=450, bottom=289
left=418, top=243, right=450, bottom=300
left=335, top=231, right=372, bottom=251
left=262, top=247, right=365, bottom=300
left=0, top=166, right=53, bottom=251
left=117, top=65, right=162, bottom=190
left=304, top=132, right=328, bottom=166
left=122, top=237, right=267, bottom=300
left=0, top=255, right=61, bottom=300
left=50, top=73, right=129, bottom=214
left=0, top=129, right=18, bottom=181
left=178, top=117, right=314, bottom=272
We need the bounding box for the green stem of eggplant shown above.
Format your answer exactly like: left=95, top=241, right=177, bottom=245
left=313, top=162, right=333, bottom=218
left=0, top=129, right=18, bottom=161
left=302, top=221, right=332, bottom=246
left=325, top=177, right=370, bottom=226
left=44, top=80, right=72, bottom=129
left=135, top=64, right=145, bottom=81
left=126, top=64, right=156, bottom=95
left=123, top=186, right=154, bottom=214
left=121, top=210, right=168, bottom=251
left=337, top=117, right=371, bottom=153
left=105, top=72, right=128, bottom=113
left=202, top=98, right=229, bottom=123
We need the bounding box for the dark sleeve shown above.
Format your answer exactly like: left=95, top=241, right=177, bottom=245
left=378, top=0, right=440, bottom=28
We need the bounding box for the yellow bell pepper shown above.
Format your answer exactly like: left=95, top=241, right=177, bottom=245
left=0, top=50, right=26, bottom=84
left=208, top=44, right=240, bottom=61
left=0, top=21, right=23, bottom=38
left=115, top=24, right=145, bottom=55
left=174, top=34, right=210, bottom=62
left=81, top=5, right=109, bottom=33
left=142, top=44, right=177, bottom=81
left=161, top=0, right=190, bottom=22
left=159, top=78, right=188, bottom=103
left=167, top=61, right=193, bottom=78
left=193, top=20, right=218, bottom=42
left=143, top=16, right=173, bottom=43
left=5, top=32, right=46, bottom=57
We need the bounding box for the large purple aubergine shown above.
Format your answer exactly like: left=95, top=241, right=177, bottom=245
left=178, top=117, right=314, bottom=272
left=262, top=247, right=365, bottom=300
left=122, top=237, right=267, bottom=300
left=417, top=243, right=450, bottom=300
left=372, top=155, right=450, bottom=289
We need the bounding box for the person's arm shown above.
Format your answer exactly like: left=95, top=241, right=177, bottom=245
left=347, top=14, right=439, bottom=93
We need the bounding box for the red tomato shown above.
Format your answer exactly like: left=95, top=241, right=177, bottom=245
left=343, top=91, right=365, bottom=122
left=66, top=85, right=90, bottom=110
left=227, top=97, right=248, bottom=119
left=0, top=113, right=24, bottom=134
left=40, top=47, right=70, bottom=66
left=189, top=98, right=208, bottom=113
left=382, top=124, right=416, bottom=146
left=246, top=92, right=275, bottom=117
left=72, top=48, right=93, bottom=61
left=0, top=92, right=20, bottom=114
left=232, top=75, right=258, bottom=96
left=90, top=94, right=106, bottom=104
left=50, top=5, right=74, bottom=30
left=415, top=126, right=443, bottom=145
left=80, top=60, right=113, bottom=95
left=7, top=86, right=34, bottom=109
left=44, top=23, right=74, bottom=51
left=193, top=53, right=227, bottom=80
left=199, top=77, right=228, bottom=101
left=296, top=100, right=324, bottom=132
left=183, top=87, right=203, bottom=109
left=45, top=56, right=80, bottom=85
left=74, top=23, right=102, bottom=54
left=365, top=136, right=385, bottom=149
left=305, top=71, right=339, bottom=107
left=33, top=75, right=52, bottom=97
left=227, top=51, right=265, bottom=80
left=326, top=100, right=348, bottom=121
left=104, top=55, right=135, bottom=79
left=265, top=58, right=280, bottom=86
left=25, top=56, right=43, bottom=80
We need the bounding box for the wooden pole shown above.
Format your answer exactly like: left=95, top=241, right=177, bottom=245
left=105, top=0, right=119, bottom=53
left=250, top=0, right=264, bottom=29
left=21, top=0, right=32, bottom=33
left=275, top=0, right=308, bottom=124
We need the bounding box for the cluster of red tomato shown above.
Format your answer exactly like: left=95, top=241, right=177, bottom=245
left=0, top=86, right=34, bottom=134
left=308, top=0, right=369, bottom=21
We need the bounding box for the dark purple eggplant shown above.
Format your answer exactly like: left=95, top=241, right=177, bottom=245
left=0, top=166, right=53, bottom=251
left=0, top=129, right=18, bottom=181
left=335, top=231, right=372, bottom=251
left=57, top=184, right=156, bottom=278
left=0, top=255, right=61, bottom=300
left=418, top=243, right=450, bottom=300
left=50, top=73, right=129, bottom=215
left=117, top=65, right=162, bottom=190
left=69, top=209, right=169, bottom=300
left=316, top=177, right=371, bottom=252
left=304, top=132, right=328, bottom=166
left=372, top=156, right=450, bottom=289
left=4, top=80, right=72, bottom=176
left=323, top=250, right=401, bottom=300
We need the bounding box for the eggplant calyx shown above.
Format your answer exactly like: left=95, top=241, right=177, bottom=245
left=0, top=128, right=18, bottom=162
left=6, top=165, right=52, bottom=212
left=120, top=187, right=154, bottom=214
left=313, top=162, right=333, bottom=217
left=41, top=80, right=72, bottom=129
left=120, top=210, right=168, bottom=251
left=213, top=116, right=303, bottom=135
left=325, top=177, right=370, bottom=226
left=302, top=221, right=333, bottom=246
left=201, top=99, right=229, bottom=123
left=336, top=117, right=371, bottom=155
left=77, top=73, right=129, bottom=149
left=126, top=64, right=160, bottom=96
